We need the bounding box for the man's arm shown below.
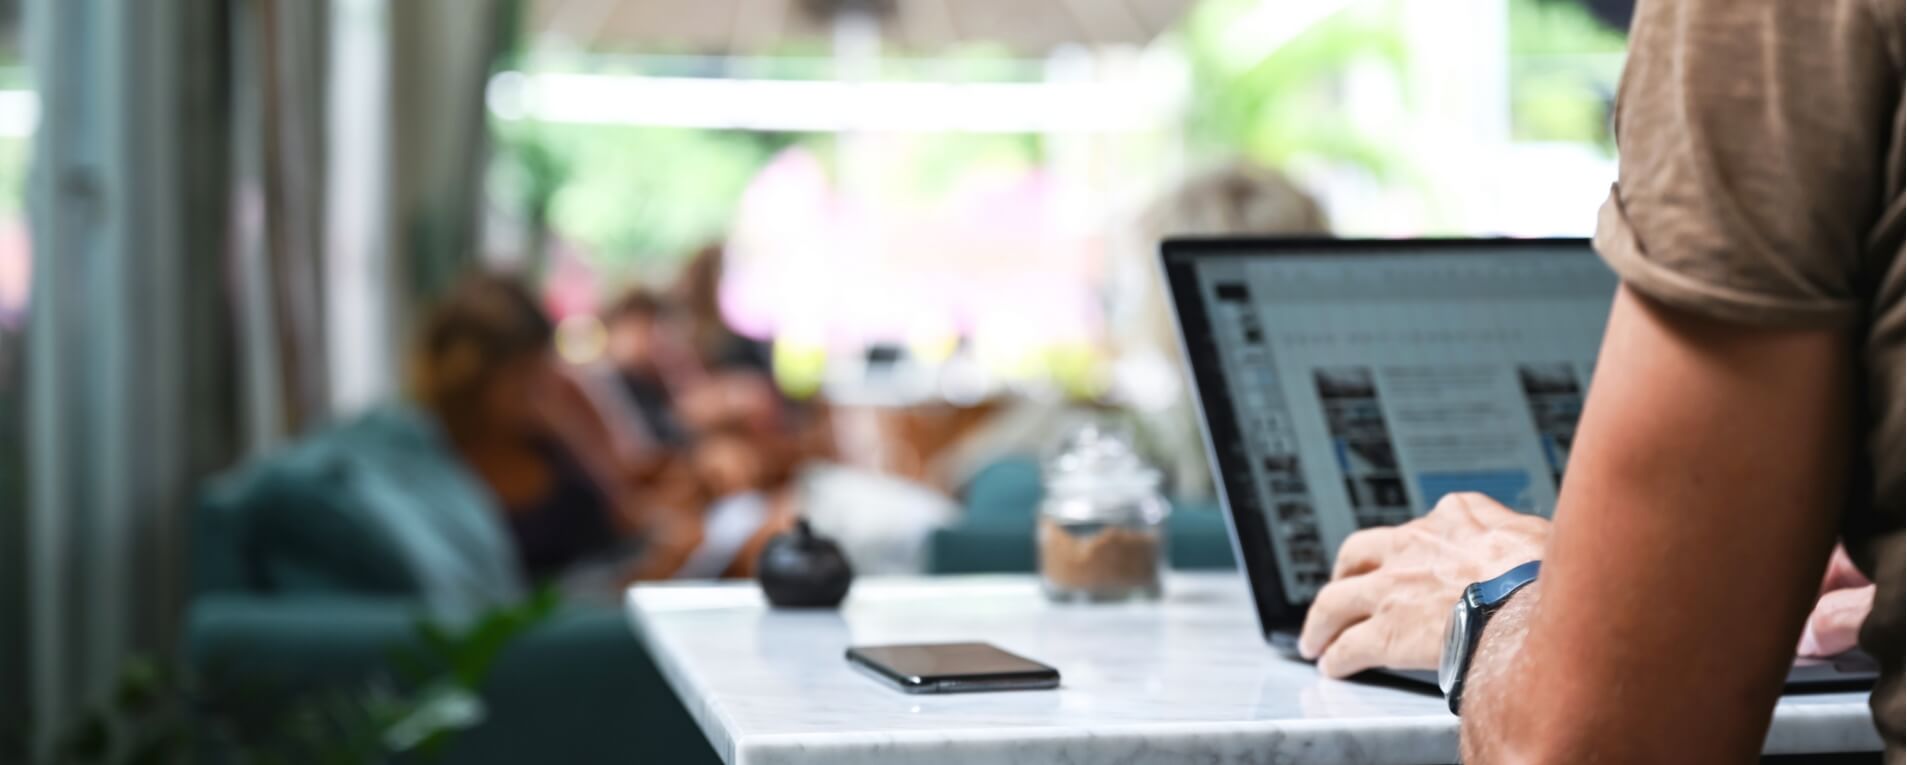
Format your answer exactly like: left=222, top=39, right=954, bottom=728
left=1458, top=288, right=1852, bottom=762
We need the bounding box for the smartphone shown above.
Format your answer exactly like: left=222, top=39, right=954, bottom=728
left=845, top=642, right=1061, bottom=694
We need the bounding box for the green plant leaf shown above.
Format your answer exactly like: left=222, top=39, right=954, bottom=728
left=115, top=657, right=167, bottom=716
left=386, top=640, right=438, bottom=687
left=413, top=618, right=458, bottom=660
left=381, top=682, right=486, bottom=754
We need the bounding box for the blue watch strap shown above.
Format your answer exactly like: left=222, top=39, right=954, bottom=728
left=1475, top=560, right=1542, bottom=610
left=1445, top=560, right=1543, bottom=715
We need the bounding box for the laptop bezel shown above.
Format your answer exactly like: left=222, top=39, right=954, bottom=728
left=1159, top=235, right=1594, bottom=640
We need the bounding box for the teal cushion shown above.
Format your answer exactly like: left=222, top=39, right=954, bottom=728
left=926, top=509, right=1236, bottom=574
left=928, top=525, right=1038, bottom=573
left=1166, top=503, right=1236, bottom=570
left=931, top=458, right=1237, bottom=574
left=247, top=455, right=418, bottom=595
left=961, top=458, right=1044, bottom=525
left=194, top=472, right=263, bottom=595
left=201, top=404, right=526, bottom=619
left=194, top=446, right=415, bottom=596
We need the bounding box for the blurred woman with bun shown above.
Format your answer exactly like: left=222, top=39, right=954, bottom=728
left=409, top=273, right=654, bottom=586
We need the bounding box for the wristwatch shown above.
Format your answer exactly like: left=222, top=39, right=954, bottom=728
left=1438, top=560, right=1541, bottom=715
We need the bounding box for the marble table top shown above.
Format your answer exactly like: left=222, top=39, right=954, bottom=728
left=626, top=573, right=1882, bottom=765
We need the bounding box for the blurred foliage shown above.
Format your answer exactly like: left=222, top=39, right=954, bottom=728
left=489, top=119, right=573, bottom=276
left=488, top=57, right=1047, bottom=282
left=1177, top=0, right=1409, bottom=178
left=492, top=122, right=797, bottom=278
left=1510, top=0, right=1627, bottom=55
left=545, top=126, right=789, bottom=273
left=27, top=591, right=559, bottom=765
left=903, top=132, right=1042, bottom=195
left=1508, top=0, right=1626, bottom=147
left=1178, top=0, right=1624, bottom=173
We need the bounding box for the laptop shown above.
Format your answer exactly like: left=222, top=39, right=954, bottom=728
left=1161, top=236, right=1877, bottom=692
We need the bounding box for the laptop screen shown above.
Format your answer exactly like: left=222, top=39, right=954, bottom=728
left=1166, top=240, right=1617, bottom=609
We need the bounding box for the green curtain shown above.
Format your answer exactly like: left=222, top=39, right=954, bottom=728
left=21, top=0, right=239, bottom=753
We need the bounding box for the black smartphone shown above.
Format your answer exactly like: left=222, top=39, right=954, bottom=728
left=845, top=642, right=1061, bottom=694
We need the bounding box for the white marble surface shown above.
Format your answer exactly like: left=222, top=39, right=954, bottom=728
left=626, top=573, right=1882, bottom=765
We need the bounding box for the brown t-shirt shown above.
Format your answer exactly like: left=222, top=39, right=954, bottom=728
left=1594, top=0, right=1905, bottom=756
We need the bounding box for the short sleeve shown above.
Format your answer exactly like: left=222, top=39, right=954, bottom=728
left=1594, top=0, right=1902, bottom=329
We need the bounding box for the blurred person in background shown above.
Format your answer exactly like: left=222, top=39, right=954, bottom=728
left=602, top=288, right=693, bottom=451
left=592, top=282, right=805, bottom=581
left=597, top=236, right=873, bottom=577
left=667, top=242, right=804, bottom=448
left=608, top=243, right=962, bottom=575
left=1140, top=162, right=1330, bottom=237
left=409, top=274, right=655, bottom=588
left=410, top=272, right=797, bottom=591
left=601, top=285, right=810, bottom=482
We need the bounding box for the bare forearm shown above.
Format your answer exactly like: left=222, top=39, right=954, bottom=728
left=1458, top=584, right=1542, bottom=762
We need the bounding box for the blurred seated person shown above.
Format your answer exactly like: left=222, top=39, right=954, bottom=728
left=410, top=274, right=649, bottom=586
left=600, top=286, right=803, bottom=476
left=411, top=274, right=794, bottom=591
left=624, top=423, right=798, bottom=580
left=602, top=289, right=692, bottom=450
left=608, top=241, right=830, bottom=476
left=670, top=243, right=809, bottom=447
left=624, top=245, right=962, bottom=573
left=596, top=286, right=810, bottom=577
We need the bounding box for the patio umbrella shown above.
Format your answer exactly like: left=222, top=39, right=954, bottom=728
left=531, top=0, right=1197, bottom=55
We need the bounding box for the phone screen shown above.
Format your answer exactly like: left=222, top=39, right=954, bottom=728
left=851, top=642, right=1050, bottom=677
left=846, top=642, right=1059, bottom=692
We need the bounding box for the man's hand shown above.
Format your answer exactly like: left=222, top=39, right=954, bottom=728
left=1798, top=545, right=1875, bottom=658
left=1297, top=492, right=1549, bottom=678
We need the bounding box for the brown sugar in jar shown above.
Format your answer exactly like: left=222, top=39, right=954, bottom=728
left=1038, top=517, right=1164, bottom=602
left=1037, top=425, right=1171, bottom=603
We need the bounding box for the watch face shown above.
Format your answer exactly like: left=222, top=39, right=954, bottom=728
left=1438, top=597, right=1468, bottom=697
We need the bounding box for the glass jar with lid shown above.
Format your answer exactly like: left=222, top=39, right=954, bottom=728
left=1037, top=424, right=1171, bottom=603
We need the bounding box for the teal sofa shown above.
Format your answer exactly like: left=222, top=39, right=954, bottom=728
left=184, top=405, right=717, bottom=764
left=927, top=457, right=1238, bottom=574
